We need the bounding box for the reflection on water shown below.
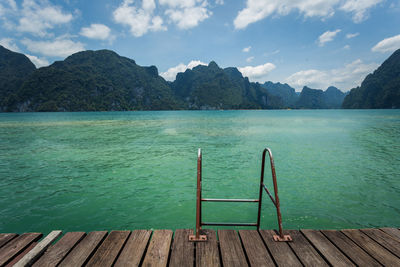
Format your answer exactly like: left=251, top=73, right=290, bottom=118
left=0, top=110, right=399, bottom=234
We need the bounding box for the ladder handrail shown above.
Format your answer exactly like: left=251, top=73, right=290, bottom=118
left=189, top=148, right=292, bottom=242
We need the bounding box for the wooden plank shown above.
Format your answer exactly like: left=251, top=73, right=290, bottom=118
left=0, top=233, right=42, bottom=266
left=258, top=230, right=301, bottom=267
left=58, top=231, right=107, bottom=267
left=239, top=230, right=275, bottom=267
left=5, top=242, right=37, bottom=267
left=142, top=229, right=173, bottom=267
left=169, top=229, right=194, bottom=267
left=218, top=229, right=248, bottom=267
left=380, top=228, right=400, bottom=241
left=14, top=230, right=62, bottom=267
left=86, top=231, right=130, bottom=267
left=196, top=229, right=220, bottom=267
left=301, top=229, right=354, bottom=267
left=342, top=229, right=400, bottom=266
left=0, top=234, right=18, bottom=249
left=32, top=232, right=85, bottom=267
left=115, top=230, right=151, bottom=267
left=285, top=230, right=328, bottom=267
left=321, top=230, right=380, bottom=267
left=361, top=228, right=400, bottom=257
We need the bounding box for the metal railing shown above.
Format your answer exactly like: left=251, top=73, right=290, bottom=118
left=189, top=148, right=292, bottom=242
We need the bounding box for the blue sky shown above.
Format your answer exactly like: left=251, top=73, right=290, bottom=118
left=1, top=0, right=399, bottom=92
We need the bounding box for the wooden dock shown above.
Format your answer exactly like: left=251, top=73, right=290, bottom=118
left=0, top=228, right=399, bottom=266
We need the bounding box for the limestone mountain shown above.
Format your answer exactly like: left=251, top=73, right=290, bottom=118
left=0, top=45, right=36, bottom=111
left=171, top=61, right=281, bottom=109
left=342, top=49, right=400, bottom=108
left=6, top=50, right=180, bottom=111
left=261, top=81, right=299, bottom=107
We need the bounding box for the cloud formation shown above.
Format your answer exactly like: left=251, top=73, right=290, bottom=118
left=80, top=24, right=112, bottom=41
left=0, top=38, right=20, bottom=52
left=15, top=0, right=73, bottom=37
left=242, top=46, right=251, bottom=52
left=26, top=54, right=49, bottom=68
left=346, top=32, right=359, bottom=39
left=318, top=29, right=341, bottom=46
left=22, top=37, right=84, bottom=58
left=372, top=34, right=400, bottom=53
left=161, top=0, right=211, bottom=29
left=113, top=0, right=166, bottom=37
left=238, top=62, right=276, bottom=82
left=286, top=59, right=379, bottom=91
left=160, top=60, right=207, bottom=81
left=234, top=0, right=382, bottom=29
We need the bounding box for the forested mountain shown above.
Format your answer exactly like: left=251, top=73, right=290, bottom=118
left=171, top=61, right=282, bottom=109
left=296, top=86, right=346, bottom=109
left=4, top=49, right=180, bottom=111
left=342, top=49, right=400, bottom=108
left=261, top=81, right=299, bottom=107
left=0, top=45, right=36, bottom=111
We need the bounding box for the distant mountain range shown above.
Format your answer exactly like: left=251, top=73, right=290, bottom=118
left=0, top=45, right=398, bottom=111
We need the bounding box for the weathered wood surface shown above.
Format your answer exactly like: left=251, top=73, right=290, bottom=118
left=342, top=229, right=400, bottom=266
left=115, top=230, right=151, bottom=267
left=142, top=229, right=173, bottom=267
left=302, top=229, right=355, bottom=267
left=0, top=233, right=42, bottom=266
left=169, top=229, right=194, bottom=267
left=259, top=230, right=301, bottom=266
left=86, top=230, right=130, bottom=267
left=2, top=228, right=400, bottom=266
left=14, top=230, right=62, bottom=267
left=321, top=230, right=380, bottom=266
left=196, top=229, right=220, bottom=267
left=59, top=231, right=107, bottom=267
left=240, top=230, right=275, bottom=267
left=218, top=229, right=248, bottom=267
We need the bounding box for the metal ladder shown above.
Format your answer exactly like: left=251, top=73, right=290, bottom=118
left=189, top=148, right=292, bottom=242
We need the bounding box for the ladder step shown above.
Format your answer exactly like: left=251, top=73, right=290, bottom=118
left=201, top=222, right=258, bottom=227
left=201, top=198, right=259, bottom=203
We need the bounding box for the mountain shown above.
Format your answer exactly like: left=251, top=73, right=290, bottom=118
left=342, top=49, right=400, bottom=108
left=0, top=45, right=36, bottom=111
left=261, top=81, right=298, bottom=107
left=171, top=61, right=282, bottom=109
left=5, top=50, right=180, bottom=111
left=323, top=86, right=346, bottom=108
left=296, top=86, right=345, bottom=109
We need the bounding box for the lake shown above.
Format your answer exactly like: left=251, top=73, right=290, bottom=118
left=0, top=110, right=399, bottom=234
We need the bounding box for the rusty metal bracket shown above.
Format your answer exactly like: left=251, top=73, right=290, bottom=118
left=273, top=234, right=293, bottom=242
left=188, top=234, right=207, bottom=242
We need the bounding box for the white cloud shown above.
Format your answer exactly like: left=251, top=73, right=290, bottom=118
left=346, top=32, right=359, bottom=39
left=15, top=0, right=73, bottom=37
left=80, top=24, right=112, bottom=41
left=246, top=56, right=254, bottom=62
left=242, top=46, right=251, bottom=52
left=113, top=0, right=166, bottom=37
left=238, top=62, right=276, bottom=82
left=343, top=44, right=350, bottom=49
left=215, top=0, right=224, bottom=4
left=160, top=60, right=207, bottom=81
left=0, top=38, right=20, bottom=52
left=340, top=0, right=383, bottom=23
left=163, top=1, right=211, bottom=29
left=22, top=37, right=84, bottom=58
left=318, top=29, right=341, bottom=46
left=26, top=54, right=49, bottom=68
left=371, top=34, right=400, bottom=53
left=286, top=59, right=379, bottom=91
left=233, top=0, right=382, bottom=29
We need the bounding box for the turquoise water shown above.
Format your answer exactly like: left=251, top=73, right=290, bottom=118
left=0, top=110, right=399, bottom=234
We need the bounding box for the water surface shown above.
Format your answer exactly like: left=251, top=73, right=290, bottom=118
left=0, top=110, right=399, bottom=234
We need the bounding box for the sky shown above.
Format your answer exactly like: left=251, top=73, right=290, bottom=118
left=0, top=0, right=400, bottom=92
